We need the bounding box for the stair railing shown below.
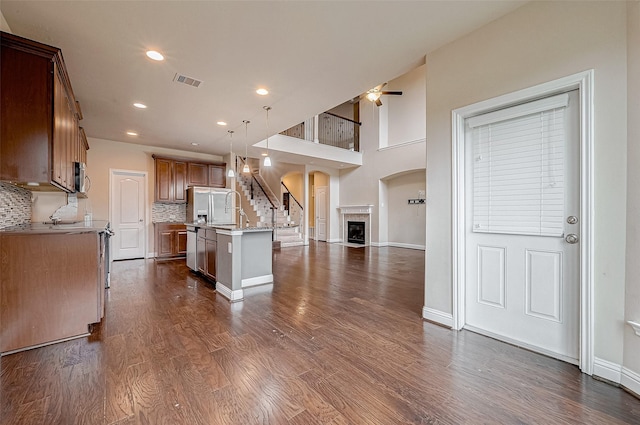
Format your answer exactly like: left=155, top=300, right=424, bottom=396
left=281, top=181, right=304, bottom=230
left=236, top=156, right=279, bottom=239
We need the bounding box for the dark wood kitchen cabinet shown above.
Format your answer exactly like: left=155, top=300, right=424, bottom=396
left=197, top=227, right=217, bottom=280
left=155, top=222, right=187, bottom=259
left=0, top=31, right=86, bottom=192
left=0, top=231, right=104, bottom=354
left=154, top=155, right=226, bottom=202
left=154, top=156, right=188, bottom=203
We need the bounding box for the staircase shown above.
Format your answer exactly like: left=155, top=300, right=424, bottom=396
left=236, top=171, right=304, bottom=247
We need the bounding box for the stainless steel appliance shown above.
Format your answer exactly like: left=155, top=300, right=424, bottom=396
left=186, top=224, right=197, bottom=271
left=186, top=187, right=234, bottom=225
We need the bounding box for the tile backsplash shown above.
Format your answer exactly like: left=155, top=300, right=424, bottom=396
left=0, top=183, right=32, bottom=228
left=152, top=202, right=186, bottom=222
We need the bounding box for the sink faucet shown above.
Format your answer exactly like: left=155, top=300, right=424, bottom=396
left=49, top=215, right=61, bottom=225
left=225, top=190, right=249, bottom=229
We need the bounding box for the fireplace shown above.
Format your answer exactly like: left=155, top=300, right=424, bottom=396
left=347, top=221, right=366, bottom=245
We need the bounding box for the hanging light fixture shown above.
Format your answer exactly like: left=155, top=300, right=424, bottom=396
left=227, top=130, right=235, bottom=178
left=263, top=106, right=272, bottom=167
left=242, top=120, right=251, bottom=173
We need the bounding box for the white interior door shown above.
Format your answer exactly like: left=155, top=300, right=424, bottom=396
left=111, top=170, right=146, bottom=260
left=315, top=186, right=327, bottom=242
left=464, top=91, right=580, bottom=363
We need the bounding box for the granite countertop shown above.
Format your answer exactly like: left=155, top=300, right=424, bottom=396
left=0, top=220, right=110, bottom=234
left=185, top=222, right=273, bottom=233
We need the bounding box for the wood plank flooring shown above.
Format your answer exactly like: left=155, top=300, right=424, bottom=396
left=1, top=242, right=638, bottom=424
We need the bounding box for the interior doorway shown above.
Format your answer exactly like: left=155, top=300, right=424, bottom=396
left=110, top=169, right=146, bottom=260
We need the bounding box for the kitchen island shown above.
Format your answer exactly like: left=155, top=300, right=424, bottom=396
left=0, top=221, right=109, bottom=355
left=189, top=223, right=273, bottom=302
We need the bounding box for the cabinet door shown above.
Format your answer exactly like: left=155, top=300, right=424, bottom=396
left=197, top=235, right=206, bottom=274
left=155, top=158, right=173, bottom=202
left=173, top=161, right=188, bottom=202
left=208, top=165, right=226, bottom=188
left=176, top=229, right=187, bottom=255
left=205, top=239, right=217, bottom=280
left=52, top=68, right=66, bottom=188
left=188, top=163, right=208, bottom=187
left=157, top=228, right=175, bottom=257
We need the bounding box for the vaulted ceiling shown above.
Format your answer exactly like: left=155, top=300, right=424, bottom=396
left=1, top=1, right=526, bottom=158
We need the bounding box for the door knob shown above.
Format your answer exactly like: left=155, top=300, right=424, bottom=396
left=567, top=216, right=578, bottom=224
left=565, top=234, right=579, bottom=244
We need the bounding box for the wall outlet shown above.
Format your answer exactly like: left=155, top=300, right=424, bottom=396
left=418, top=190, right=426, bottom=199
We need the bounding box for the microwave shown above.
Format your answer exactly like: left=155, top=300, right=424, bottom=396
left=74, top=162, right=89, bottom=194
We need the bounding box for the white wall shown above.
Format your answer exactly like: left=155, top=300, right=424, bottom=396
left=340, top=66, right=426, bottom=245
left=87, top=137, right=223, bottom=255
left=624, top=0, right=640, bottom=389
left=425, top=1, right=628, bottom=370
left=385, top=170, right=426, bottom=249
left=0, top=9, right=11, bottom=32
left=387, top=63, right=426, bottom=147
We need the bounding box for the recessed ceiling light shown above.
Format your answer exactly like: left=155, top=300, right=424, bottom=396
left=133, top=103, right=147, bottom=109
left=261, top=152, right=268, bottom=156
left=217, top=121, right=227, bottom=126
left=146, top=50, right=164, bottom=61
left=126, top=131, right=138, bottom=136
left=191, top=142, right=199, bottom=146
left=256, top=88, right=269, bottom=96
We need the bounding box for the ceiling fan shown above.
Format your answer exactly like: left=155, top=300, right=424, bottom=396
left=361, top=83, right=403, bottom=106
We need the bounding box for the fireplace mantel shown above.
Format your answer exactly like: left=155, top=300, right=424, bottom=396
left=338, top=205, right=373, bottom=215
left=338, top=205, right=373, bottom=246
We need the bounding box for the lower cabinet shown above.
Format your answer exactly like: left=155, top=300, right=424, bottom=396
left=197, top=227, right=217, bottom=281
left=155, top=223, right=187, bottom=259
left=0, top=231, right=103, bottom=354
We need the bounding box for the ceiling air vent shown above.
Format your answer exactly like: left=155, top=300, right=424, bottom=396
left=173, top=73, right=202, bottom=88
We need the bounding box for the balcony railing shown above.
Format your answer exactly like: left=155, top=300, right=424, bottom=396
left=280, top=112, right=361, bottom=152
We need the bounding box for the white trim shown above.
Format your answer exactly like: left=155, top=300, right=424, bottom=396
left=388, top=242, right=425, bottom=251
left=327, top=238, right=341, bottom=243
left=241, top=274, right=273, bottom=288
left=621, top=367, right=640, bottom=398
left=451, top=70, right=595, bottom=374
left=371, top=241, right=388, bottom=247
left=627, top=320, right=640, bottom=337
left=377, top=138, right=426, bottom=152
left=593, top=357, right=623, bottom=384
left=215, top=282, right=243, bottom=302
left=422, top=307, right=453, bottom=328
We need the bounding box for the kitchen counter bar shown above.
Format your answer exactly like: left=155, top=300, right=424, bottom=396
left=187, top=222, right=273, bottom=302
left=0, top=220, right=110, bottom=234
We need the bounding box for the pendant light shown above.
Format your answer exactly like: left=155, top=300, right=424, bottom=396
left=242, top=120, right=250, bottom=173
left=263, top=106, right=272, bottom=167
left=227, top=130, right=235, bottom=178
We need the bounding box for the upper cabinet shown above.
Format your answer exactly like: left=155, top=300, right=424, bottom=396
left=154, top=156, right=226, bottom=203
left=0, top=31, right=87, bottom=192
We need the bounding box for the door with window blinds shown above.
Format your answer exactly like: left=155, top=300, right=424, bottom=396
left=464, top=91, right=580, bottom=363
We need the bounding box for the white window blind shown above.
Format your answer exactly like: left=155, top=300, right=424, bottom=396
left=469, top=93, right=568, bottom=237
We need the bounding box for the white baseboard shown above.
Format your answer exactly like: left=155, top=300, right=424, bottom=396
left=371, top=241, right=387, bottom=247
left=215, top=282, right=243, bottom=302
left=593, top=357, right=622, bottom=383
left=388, top=242, right=425, bottom=251
left=621, top=366, right=640, bottom=397
left=422, top=306, right=453, bottom=328
left=593, top=357, right=640, bottom=397
left=241, top=274, right=273, bottom=288
left=327, top=238, right=341, bottom=243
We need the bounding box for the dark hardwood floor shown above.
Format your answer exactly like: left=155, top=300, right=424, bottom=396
left=1, top=242, right=638, bottom=424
